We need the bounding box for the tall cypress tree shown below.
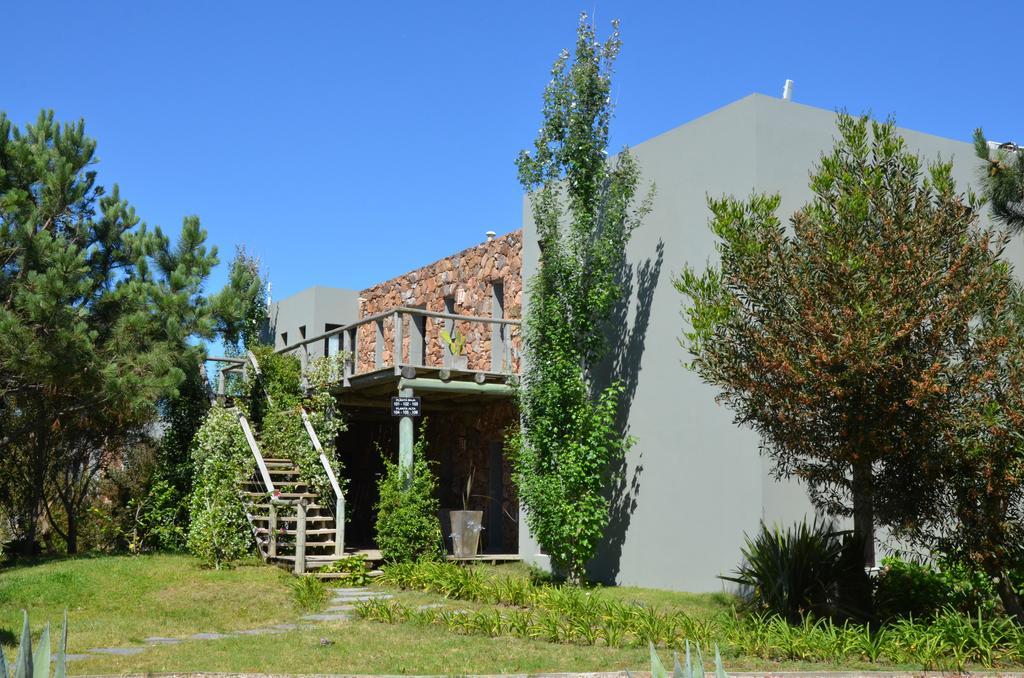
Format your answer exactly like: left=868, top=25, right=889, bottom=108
left=0, top=110, right=259, bottom=554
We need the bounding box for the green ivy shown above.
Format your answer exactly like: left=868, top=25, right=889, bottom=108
left=247, top=345, right=346, bottom=504
left=510, top=15, right=651, bottom=583
left=375, top=424, right=444, bottom=563
left=186, top=405, right=254, bottom=568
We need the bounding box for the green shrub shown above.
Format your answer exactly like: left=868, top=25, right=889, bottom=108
left=186, top=405, right=254, bottom=568
left=721, top=518, right=870, bottom=623
left=359, top=574, right=1024, bottom=668
left=374, top=423, right=443, bottom=563
left=318, top=554, right=372, bottom=586
left=875, top=555, right=1001, bottom=621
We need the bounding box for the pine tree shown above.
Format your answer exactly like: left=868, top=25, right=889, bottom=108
left=0, top=110, right=260, bottom=554
left=974, top=129, right=1024, bottom=233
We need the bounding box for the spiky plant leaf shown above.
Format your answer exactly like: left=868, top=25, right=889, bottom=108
left=684, top=640, right=693, bottom=678
left=13, top=611, right=31, bottom=678
left=648, top=642, right=668, bottom=678
left=695, top=641, right=705, bottom=678
left=53, top=611, right=67, bottom=678
left=1, top=640, right=9, bottom=678
left=714, top=643, right=728, bottom=678
left=31, top=624, right=49, bottom=678
left=673, top=651, right=684, bottom=678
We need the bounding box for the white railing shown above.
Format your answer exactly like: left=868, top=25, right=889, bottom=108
left=301, top=408, right=345, bottom=555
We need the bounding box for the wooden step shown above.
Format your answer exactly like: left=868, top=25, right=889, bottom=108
left=269, top=554, right=345, bottom=562
left=242, top=491, right=317, bottom=499
left=248, top=503, right=328, bottom=511
left=243, top=484, right=309, bottom=493
left=256, top=528, right=338, bottom=536
left=251, top=515, right=334, bottom=523
left=302, top=568, right=384, bottom=581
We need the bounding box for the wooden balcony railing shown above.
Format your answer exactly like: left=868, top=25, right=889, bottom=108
left=275, top=306, right=521, bottom=386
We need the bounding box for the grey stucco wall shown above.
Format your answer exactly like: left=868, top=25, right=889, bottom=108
left=519, top=93, right=1021, bottom=592
left=268, top=285, right=360, bottom=359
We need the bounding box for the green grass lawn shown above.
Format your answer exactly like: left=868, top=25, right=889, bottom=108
left=0, top=554, right=294, bottom=656
left=0, top=554, right=998, bottom=675
left=0, top=554, right=746, bottom=675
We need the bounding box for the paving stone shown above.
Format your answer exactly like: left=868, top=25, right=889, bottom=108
left=324, top=605, right=354, bottom=612
left=144, top=636, right=182, bottom=645
left=189, top=632, right=232, bottom=640
left=271, top=623, right=298, bottom=630
left=332, top=592, right=392, bottom=601
left=88, top=647, right=145, bottom=656
left=329, top=587, right=369, bottom=594
left=301, top=613, right=351, bottom=622
left=417, top=603, right=446, bottom=610
left=235, top=627, right=283, bottom=635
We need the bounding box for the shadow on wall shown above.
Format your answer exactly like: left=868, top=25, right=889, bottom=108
left=588, top=240, right=664, bottom=584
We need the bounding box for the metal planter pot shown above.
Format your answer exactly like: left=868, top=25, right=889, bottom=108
left=449, top=509, right=483, bottom=558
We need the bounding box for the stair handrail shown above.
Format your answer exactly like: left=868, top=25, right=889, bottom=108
left=248, top=349, right=345, bottom=555
left=238, top=412, right=276, bottom=495
left=301, top=408, right=345, bottom=555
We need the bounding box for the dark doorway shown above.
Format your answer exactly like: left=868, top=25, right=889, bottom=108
left=336, top=411, right=395, bottom=548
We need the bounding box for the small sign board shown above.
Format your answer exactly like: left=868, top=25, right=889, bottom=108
left=391, top=396, right=422, bottom=417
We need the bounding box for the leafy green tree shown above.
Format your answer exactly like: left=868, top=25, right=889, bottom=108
left=511, top=15, right=652, bottom=583
left=676, top=114, right=1006, bottom=569
left=918, top=277, right=1024, bottom=622
left=0, top=110, right=258, bottom=554
left=974, top=130, right=1024, bottom=233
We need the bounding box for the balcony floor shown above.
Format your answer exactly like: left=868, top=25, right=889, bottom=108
left=330, top=365, right=517, bottom=409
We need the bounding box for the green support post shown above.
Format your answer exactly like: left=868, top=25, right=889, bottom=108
left=398, top=386, right=414, bottom=486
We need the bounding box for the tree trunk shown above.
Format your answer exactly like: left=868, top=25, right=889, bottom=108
left=20, top=433, right=48, bottom=557
left=64, top=499, right=79, bottom=555
left=850, top=459, right=876, bottom=568
left=992, top=567, right=1024, bottom=624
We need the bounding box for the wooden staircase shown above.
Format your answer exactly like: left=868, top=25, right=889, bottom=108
left=206, top=350, right=371, bottom=578
left=243, top=457, right=346, bottom=571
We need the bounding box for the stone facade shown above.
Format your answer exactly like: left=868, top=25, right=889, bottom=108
left=424, top=401, right=519, bottom=552
left=356, top=231, right=523, bottom=373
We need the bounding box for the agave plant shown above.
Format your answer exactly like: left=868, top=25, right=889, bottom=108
left=644, top=640, right=728, bottom=678
left=1, top=610, right=68, bottom=678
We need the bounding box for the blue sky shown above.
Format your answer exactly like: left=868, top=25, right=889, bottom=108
left=6, top=1, right=1022, bottom=301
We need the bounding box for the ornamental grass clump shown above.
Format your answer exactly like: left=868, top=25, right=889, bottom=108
left=722, top=518, right=870, bottom=624
left=366, top=560, right=1024, bottom=668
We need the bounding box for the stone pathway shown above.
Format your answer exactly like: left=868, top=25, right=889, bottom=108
left=70, top=587, right=390, bottom=663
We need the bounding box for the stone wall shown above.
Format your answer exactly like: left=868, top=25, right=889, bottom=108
left=424, top=400, right=519, bottom=553
left=356, top=230, right=523, bottom=373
